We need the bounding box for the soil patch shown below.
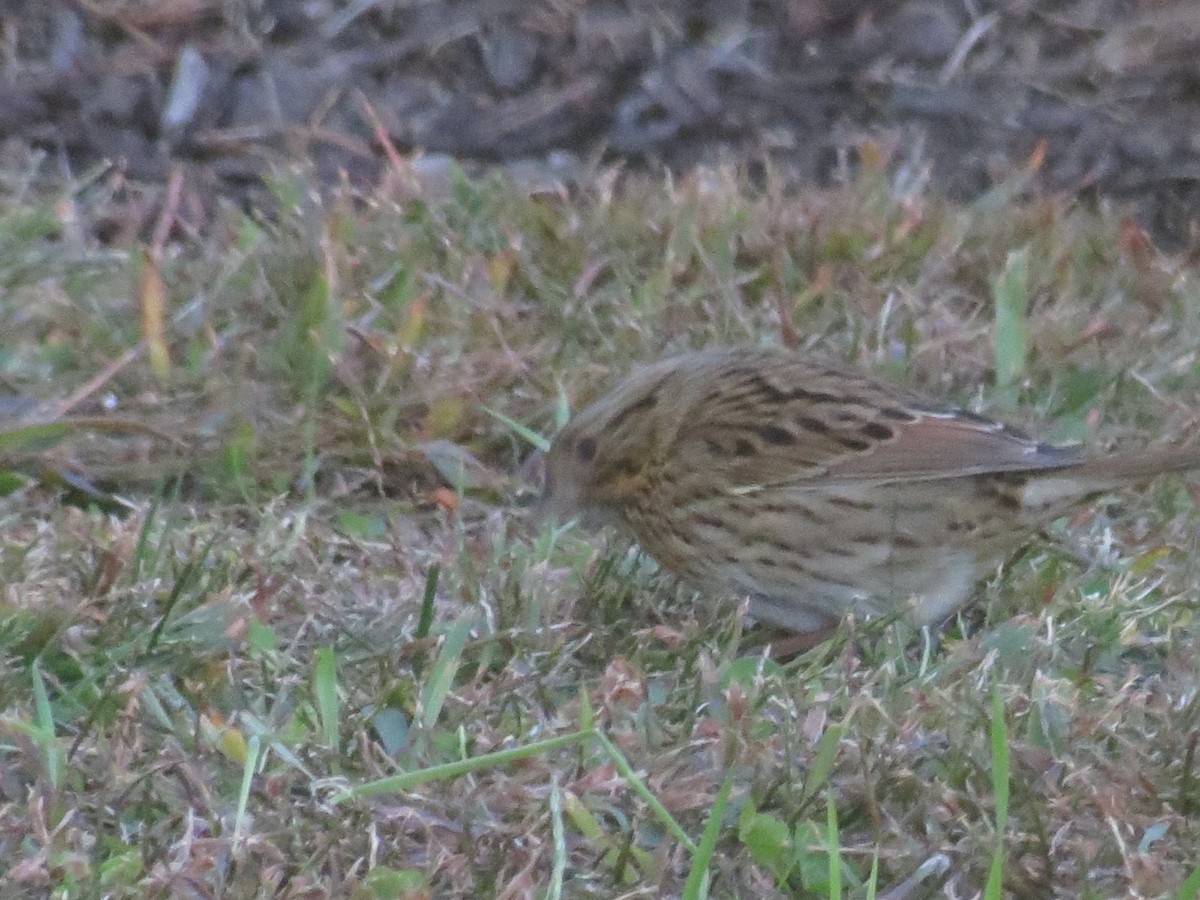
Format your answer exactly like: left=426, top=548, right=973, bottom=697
left=3, top=1, right=1199, bottom=244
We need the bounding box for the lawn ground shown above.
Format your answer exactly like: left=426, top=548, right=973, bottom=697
left=2, top=155, right=1200, bottom=897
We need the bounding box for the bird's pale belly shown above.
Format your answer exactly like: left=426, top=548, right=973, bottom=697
left=626, top=478, right=1030, bottom=633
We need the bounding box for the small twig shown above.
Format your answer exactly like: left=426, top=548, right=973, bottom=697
left=356, top=88, right=410, bottom=184
left=50, top=345, right=143, bottom=418
left=150, top=165, right=185, bottom=256
left=939, top=12, right=999, bottom=84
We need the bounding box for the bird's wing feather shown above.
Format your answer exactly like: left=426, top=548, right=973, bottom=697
left=671, top=352, right=1085, bottom=487
left=826, top=413, right=1085, bottom=480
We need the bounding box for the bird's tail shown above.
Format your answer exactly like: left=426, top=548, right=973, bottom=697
left=1071, top=445, right=1200, bottom=482
left=1020, top=445, right=1200, bottom=511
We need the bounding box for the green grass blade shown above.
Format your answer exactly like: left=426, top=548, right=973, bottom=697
left=985, top=684, right=1011, bottom=899
left=420, top=613, right=475, bottom=730
left=544, top=775, right=566, bottom=900
left=233, top=734, right=262, bottom=851
left=865, top=847, right=879, bottom=900
left=416, top=564, right=439, bottom=640
left=30, top=660, right=62, bottom=790
left=0, top=421, right=72, bottom=453
left=800, top=723, right=845, bottom=808
left=992, top=245, right=1030, bottom=396
left=681, top=764, right=735, bottom=900
left=826, top=790, right=842, bottom=900
left=313, top=647, right=340, bottom=750
left=336, top=729, right=594, bottom=800
left=482, top=406, right=551, bottom=452
left=1178, top=862, right=1200, bottom=899
left=593, top=731, right=696, bottom=853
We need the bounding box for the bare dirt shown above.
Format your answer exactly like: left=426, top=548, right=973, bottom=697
left=3, top=0, right=1200, bottom=245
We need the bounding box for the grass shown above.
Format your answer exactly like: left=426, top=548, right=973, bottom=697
left=1, top=152, right=1199, bottom=897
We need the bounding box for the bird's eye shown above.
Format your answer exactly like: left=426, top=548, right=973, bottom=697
left=576, top=436, right=597, bottom=461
